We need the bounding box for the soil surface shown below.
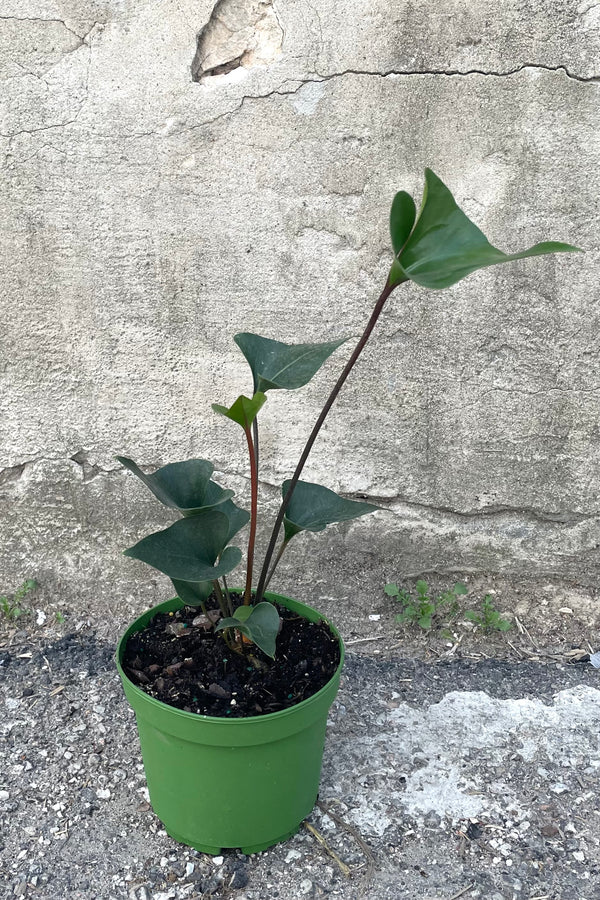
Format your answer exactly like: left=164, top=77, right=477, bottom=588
left=122, top=601, right=341, bottom=717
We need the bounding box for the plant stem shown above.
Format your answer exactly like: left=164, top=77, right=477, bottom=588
left=221, top=575, right=233, bottom=615
left=212, top=580, right=229, bottom=618
left=255, top=275, right=404, bottom=601
left=263, top=539, right=289, bottom=592
left=244, top=425, right=259, bottom=605
left=252, top=418, right=259, bottom=480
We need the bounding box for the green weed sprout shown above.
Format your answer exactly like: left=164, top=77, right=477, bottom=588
left=465, top=595, right=512, bottom=632
left=0, top=579, right=37, bottom=621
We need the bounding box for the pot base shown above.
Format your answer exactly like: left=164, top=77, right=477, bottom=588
left=166, top=822, right=302, bottom=855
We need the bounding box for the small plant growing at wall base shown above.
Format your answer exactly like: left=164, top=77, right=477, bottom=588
left=385, top=580, right=468, bottom=630
left=465, top=595, right=512, bottom=632
left=0, top=579, right=37, bottom=621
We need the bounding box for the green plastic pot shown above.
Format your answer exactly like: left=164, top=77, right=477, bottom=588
left=116, top=591, right=344, bottom=854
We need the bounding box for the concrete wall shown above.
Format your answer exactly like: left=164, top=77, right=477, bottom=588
left=1, top=0, right=598, bottom=619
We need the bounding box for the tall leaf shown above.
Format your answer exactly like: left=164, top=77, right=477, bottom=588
left=117, top=457, right=233, bottom=516
left=391, top=168, right=581, bottom=290
left=234, top=333, right=349, bottom=393
left=212, top=392, right=267, bottom=430
left=282, top=479, right=380, bottom=541
left=124, top=509, right=242, bottom=581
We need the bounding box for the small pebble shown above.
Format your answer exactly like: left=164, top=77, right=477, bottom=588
left=0, top=791, right=9, bottom=801
left=212, top=856, right=224, bottom=866
left=285, top=849, right=301, bottom=863
left=96, top=788, right=111, bottom=800
left=231, top=869, right=249, bottom=889
left=300, top=879, right=313, bottom=895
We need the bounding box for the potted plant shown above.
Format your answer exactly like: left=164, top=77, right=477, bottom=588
left=116, top=169, right=579, bottom=854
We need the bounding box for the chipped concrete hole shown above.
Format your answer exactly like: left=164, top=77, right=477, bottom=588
left=191, top=0, right=283, bottom=82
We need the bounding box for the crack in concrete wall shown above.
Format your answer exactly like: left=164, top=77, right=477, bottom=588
left=0, top=17, right=85, bottom=42
left=0, top=16, right=95, bottom=139
left=310, top=63, right=599, bottom=84
left=175, top=62, right=598, bottom=140
left=0, top=463, right=26, bottom=486
left=191, top=0, right=283, bottom=81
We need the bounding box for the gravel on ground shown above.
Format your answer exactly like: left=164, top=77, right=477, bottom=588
left=2, top=608, right=600, bottom=900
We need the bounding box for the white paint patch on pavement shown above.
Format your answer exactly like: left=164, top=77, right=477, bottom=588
left=324, top=686, right=600, bottom=835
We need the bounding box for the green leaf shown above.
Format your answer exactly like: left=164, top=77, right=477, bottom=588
left=215, top=602, right=280, bottom=658
left=217, top=499, right=251, bottom=543
left=384, top=583, right=400, bottom=597
left=282, top=480, right=380, bottom=541
left=170, top=579, right=213, bottom=607
left=233, top=605, right=253, bottom=623
left=392, top=168, right=581, bottom=290
left=390, top=190, right=417, bottom=256
left=464, top=611, right=481, bottom=624
left=388, top=257, right=409, bottom=287
left=453, top=582, right=468, bottom=596
left=212, top=392, right=267, bottom=430
left=234, top=333, right=349, bottom=393
left=124, top=509, right=242, bottom=581
left=117, top=457, right=233, bottom=516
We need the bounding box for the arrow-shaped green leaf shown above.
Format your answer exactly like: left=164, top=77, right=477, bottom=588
left=117, top=457, right=233, bottom=516
left=282, top=480, right=381, bottom=541
left=233, top=333, right=349, bottom=393
left=212, top=392, right=267, bottom=430
left=124, top=509, right=242, bottom=581
left=390, top=168, right=581, bottom=290
left=215, top=601, right=280, bottom=658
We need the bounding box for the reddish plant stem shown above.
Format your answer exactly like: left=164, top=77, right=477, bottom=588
left=255, top=275, right=404, bottom=602
left=244, top=424, right=258, bottom=604
left=252, top=419, right=259, bottom=479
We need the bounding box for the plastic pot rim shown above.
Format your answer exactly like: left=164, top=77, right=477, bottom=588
left=116, top=589, right=345, bottom=728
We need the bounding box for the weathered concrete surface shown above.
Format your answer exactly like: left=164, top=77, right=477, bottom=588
left=2, top=626, right=600, bottom=899
left=0, top=1, right=599, bottom=613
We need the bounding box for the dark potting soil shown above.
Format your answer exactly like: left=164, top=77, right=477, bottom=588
left=122, top=599, right=341, bottom=718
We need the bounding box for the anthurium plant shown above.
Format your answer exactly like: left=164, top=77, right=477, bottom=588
left=120, top=169, right=579, bottom=659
